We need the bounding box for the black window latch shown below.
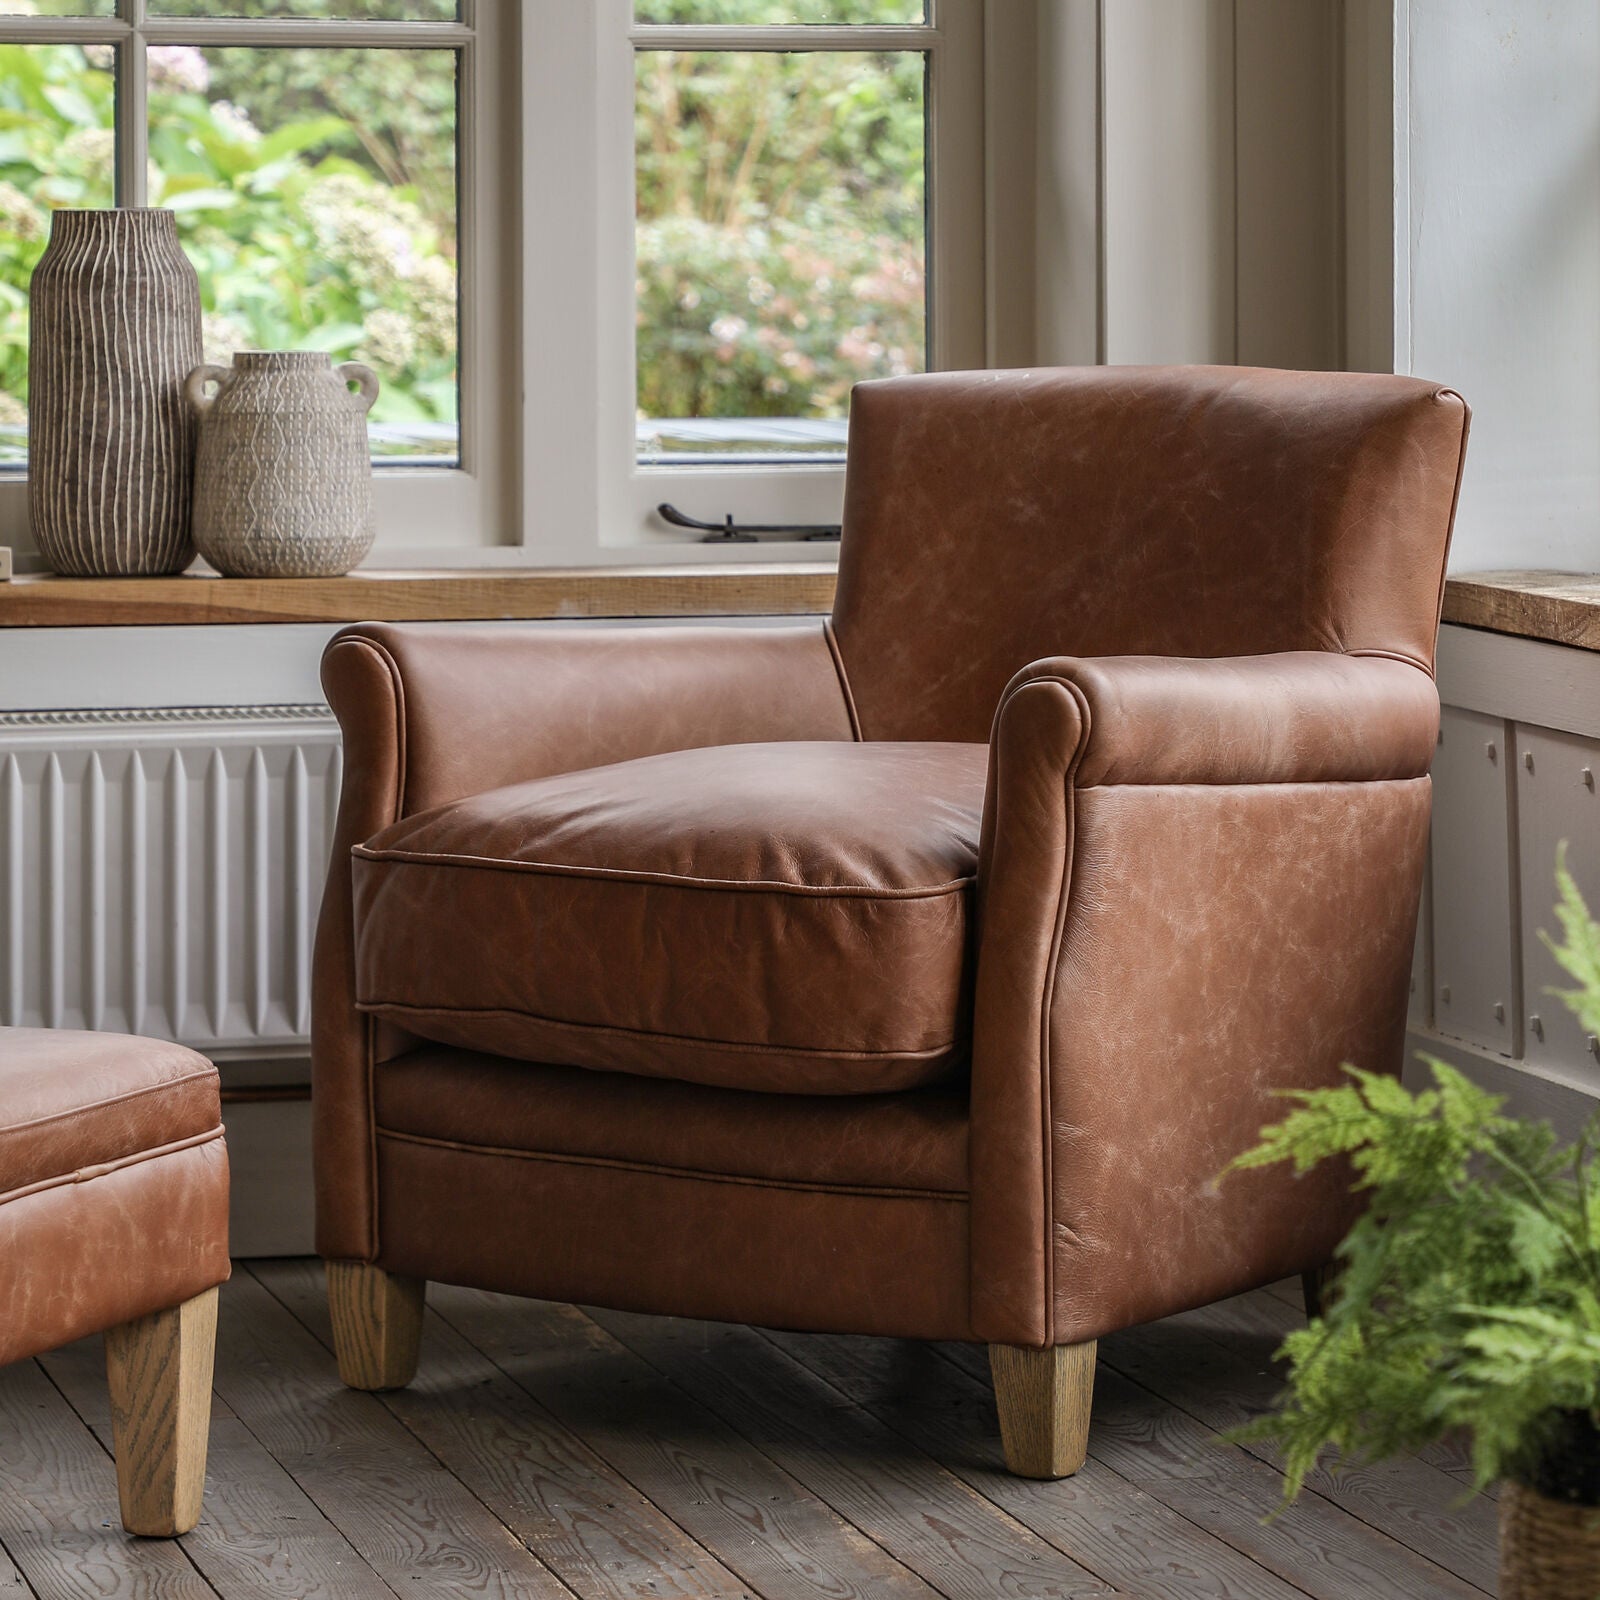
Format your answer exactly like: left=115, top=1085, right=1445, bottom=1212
left=657, top=503, right=842, bottom=543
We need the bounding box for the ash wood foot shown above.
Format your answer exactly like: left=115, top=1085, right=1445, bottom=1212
left=326, top=1261, right=425, bottom=1391
left=104, top=1285, right=219, bottom=1537
left=989, top=1340, right=1096, bottom=1479
left=1302, top=1262, right=1342, bottom=1321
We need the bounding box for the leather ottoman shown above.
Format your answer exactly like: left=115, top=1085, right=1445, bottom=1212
left=0, top=1027, right=230, bottom=1535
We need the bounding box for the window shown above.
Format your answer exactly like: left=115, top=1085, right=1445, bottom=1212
left=633, top=8, right=931, bottom=467
left=0, top=0, right=516, bottom=552
left=622, top=0, right=984, bottom=542
left=524, top=0, right=985, bottom=560
left=0, top=1, right=989, bottom=566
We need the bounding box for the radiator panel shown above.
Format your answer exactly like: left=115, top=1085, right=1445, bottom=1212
left=0, top=708, right=339, bottom=1055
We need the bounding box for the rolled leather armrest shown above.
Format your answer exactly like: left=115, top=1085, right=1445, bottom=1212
left=999, top=650, right=1439, bottom=788
left=969, top=648, right=1438, bottom=1348
left=322, top=619, right=856, bottom=815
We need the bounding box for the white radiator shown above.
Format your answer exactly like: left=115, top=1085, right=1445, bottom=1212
left=0, top=706, right=340, bottom=1056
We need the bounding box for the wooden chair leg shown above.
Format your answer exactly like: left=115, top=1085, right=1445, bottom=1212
left=989, top=1340, right=1096, bottom=1479
left=1302, top=1262, right=1341, bottom=1321
left=104, top=1285, right=219, bottom=1537
left=326, top=1261, right=425, bottom=1391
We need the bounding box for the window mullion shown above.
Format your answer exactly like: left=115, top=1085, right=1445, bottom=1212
left=0, top=19, right=129, bottom=44
left=116, top=6, right=148, bottom=208
left=629, top=24, right=940, bottom=52
left=136, top=19, right=473, bottom=48
left=456, top=30, right=478, bottom=478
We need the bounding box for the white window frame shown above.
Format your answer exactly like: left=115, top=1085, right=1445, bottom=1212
left=0, top=0, right=518, bottom=560
left=520, top=0, right=988, bottom=566
left=1, top=1, right=1005, bottom=571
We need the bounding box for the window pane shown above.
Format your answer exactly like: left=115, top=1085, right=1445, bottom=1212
left=148, top=1, right=457, bottom=18
left=635, top=49, right=926, bottom=463
left=0, top=43, right=115, bottom=469
left=635, top=2, right=924, bottom=22
left=148, top=46, right=459, bottom=465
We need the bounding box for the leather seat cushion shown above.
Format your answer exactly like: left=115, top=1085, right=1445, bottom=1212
left=352, top=740, right=988, bottom=1094
left=0, top=1027, right=222, bottom=1197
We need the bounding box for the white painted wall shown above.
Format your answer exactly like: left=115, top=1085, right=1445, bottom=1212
left=1401, top=0, right=1600, bottom=573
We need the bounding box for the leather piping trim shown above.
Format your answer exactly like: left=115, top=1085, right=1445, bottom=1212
left=1347, top=646, right=1439, bottom=678
left=1073, top=774, right=1434, bottom=792
left=993, top=672, right=1093, bottom=1348
left=352, top=847, right=976, bottom=900
left=376, top=1127, right=968, bottom=1201
left=358, top=1000, right=964, bottom=1064
left=0, top=1124, right=225, bottom=1209
left=823, top=618, right=863, bottom=741
left=327, top=631, right=408, bottom=1263
left=1429, top=388, right=1473, bottom=669
left=0, top=1066, right=216, bottom=1136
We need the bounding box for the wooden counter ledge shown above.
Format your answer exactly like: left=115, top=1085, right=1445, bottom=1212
left=1442, top=571, right=1600, bottom=653
left=0, top=563, right=840, bottom=627
left=2, top=565, right=1591, bottom=650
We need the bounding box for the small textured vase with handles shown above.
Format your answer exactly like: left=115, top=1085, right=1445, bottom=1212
left=188, top=352, right=379, bottom=578
left=28, top=208, right=203, bottom=576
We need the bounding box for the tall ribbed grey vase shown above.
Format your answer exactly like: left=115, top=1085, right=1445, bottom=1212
left=28, top=209, right=203, bottom=576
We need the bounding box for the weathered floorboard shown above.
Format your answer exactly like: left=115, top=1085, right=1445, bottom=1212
left=1, top=1271, right=1514, bottom=1600
left=0, top=1535, right=38, bottom=1598
left=253, top=1260, right=754, bottom=1600
left=0, top=1357, right=214, bottom=1600
left=937, top=1339, right=1491, bottom=1600
left=38, top=1337, right=400, bottom=1600
left=430, top=1283, right=953, bottom=1600
left=586, top=1305, right=1122, bottom=1600
left=211, top=1269, right=574, bottom=1599
left=769, top=1326, right=1319, bottom=1600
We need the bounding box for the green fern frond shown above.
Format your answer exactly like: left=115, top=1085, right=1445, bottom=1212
left=1227, top=855, right=1600, bottom=1504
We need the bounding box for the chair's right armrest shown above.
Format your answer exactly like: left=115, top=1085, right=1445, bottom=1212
left=968, top=650, right=1440, bottom=1348
left=312, top=620, right=854, bottom=1262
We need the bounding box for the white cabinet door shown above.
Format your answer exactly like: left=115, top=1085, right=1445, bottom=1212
left=1430, top=707, right=1517, bottom=1055
left=1517, top=724, right=1600, bottom=1085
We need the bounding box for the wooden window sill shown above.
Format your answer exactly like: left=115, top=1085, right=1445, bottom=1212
left=0, top=563, right=840, bottom=627
left=0, top=566, right=1584, bottom=650
left=1442, top=572, right=1600, bottom=652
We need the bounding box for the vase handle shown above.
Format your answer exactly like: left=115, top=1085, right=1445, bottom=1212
left=338, top=363, right=381, bottom=415
left=185, top=364, right=230, bottom=416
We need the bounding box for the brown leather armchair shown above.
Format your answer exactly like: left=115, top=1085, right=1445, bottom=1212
left=313, top=366, right=1469, bottom=1477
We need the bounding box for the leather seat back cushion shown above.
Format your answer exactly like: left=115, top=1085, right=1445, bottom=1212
left=352, top=741, right=988, bottom=1094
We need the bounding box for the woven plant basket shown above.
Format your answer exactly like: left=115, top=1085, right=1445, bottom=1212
left=1501, top=1480, right=1600, bottom=1599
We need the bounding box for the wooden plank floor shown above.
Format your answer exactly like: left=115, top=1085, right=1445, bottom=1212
left=0, top=1266, right=1497, bottom=1599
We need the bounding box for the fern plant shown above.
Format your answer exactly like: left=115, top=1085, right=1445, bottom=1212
left=1232, top=851, right=1600, bottom=1506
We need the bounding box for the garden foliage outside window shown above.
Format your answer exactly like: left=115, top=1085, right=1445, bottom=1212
left=0, top=0, right=464, bottom=471
left=633, top=0, right=931, bottom=465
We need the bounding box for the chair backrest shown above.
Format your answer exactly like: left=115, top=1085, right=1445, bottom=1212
left=829, top=365, right=1470, bottom=742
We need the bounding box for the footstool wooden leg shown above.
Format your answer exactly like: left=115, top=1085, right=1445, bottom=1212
left=326, top=1261, right=425, bottom=1391
left=989, top=1340, right=1097, bottom=1479
left=104, top=1286, right=219, bottom=1537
